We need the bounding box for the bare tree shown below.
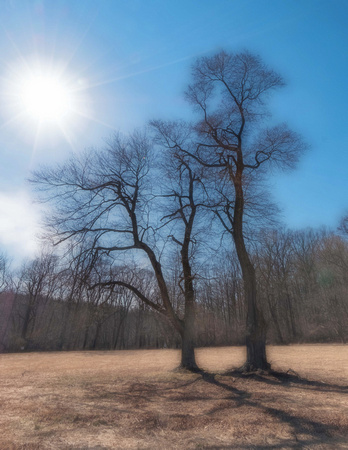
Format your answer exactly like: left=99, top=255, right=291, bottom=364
left=31, top=131, right=203, bottom=370
left=255, top=229, right=298, bottom=343
left=317, top=232, right=348, bottom=342
left=0, top=252, right=11, bottom=293
left=0, top=252, right=14, bottom=352
left=153, top=51, right=306, bottom=370
left=14, top=250, right=60, bottom=349
left=339, top=214, right=348, bottom=236
left=157, top=145, right=207, bottom=369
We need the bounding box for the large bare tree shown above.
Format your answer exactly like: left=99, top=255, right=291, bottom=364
left=153, top=51, right=306, bottom=370
left=31, top=131, right=203, bottom=370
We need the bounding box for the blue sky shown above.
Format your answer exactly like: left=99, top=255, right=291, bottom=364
left=0, top=0, right=347, bottom=262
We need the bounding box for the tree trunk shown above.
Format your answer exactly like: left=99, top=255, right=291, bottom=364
left=180, top=298, right=198, bottom=370
left=243, top=265, right=269, bottom=371
left=21, top=302, right=33, bottom=342
left=179, top=206, right=199, bottom=372
left=233, top=174, right=269, bottom=371
left=91, top=322, right=101, bottom=350
left=267, top=294, right=284, bottom=344
left=58, top=302, right=70, bottom=350
left=82, top=325, right=89, bottom=350
left=286, top=292, right=298, bottom=341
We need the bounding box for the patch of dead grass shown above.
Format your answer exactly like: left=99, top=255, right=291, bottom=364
left=0, top=345, right=347, bottom=449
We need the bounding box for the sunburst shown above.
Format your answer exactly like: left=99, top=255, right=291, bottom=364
left=20, top=73, right=72, bottom=122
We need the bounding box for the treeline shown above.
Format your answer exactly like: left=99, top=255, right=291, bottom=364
left=1, top=226, right=347, bottom=353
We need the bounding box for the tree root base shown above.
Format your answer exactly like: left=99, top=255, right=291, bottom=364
left=173, top=364, right=202, bottom=374
left=236, top=361, right=272, bottom=374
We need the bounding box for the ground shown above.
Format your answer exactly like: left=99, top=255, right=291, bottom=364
left=0, top=345, right=347, bottom=449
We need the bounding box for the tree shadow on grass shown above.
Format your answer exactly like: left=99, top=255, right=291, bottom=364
left=196, top=369, right=348, bottom=448
left=202, top=438, right=348, bottom=449
left=88, top=376, right=203, bottom=405
left=85, top=368, right=347, bottom=447
left=222, top=368, right=348, bottom=394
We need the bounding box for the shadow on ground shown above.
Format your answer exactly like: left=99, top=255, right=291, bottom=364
left=86, top=367, right=348, bottom=447
left=194, top=368, right=348, bottom=448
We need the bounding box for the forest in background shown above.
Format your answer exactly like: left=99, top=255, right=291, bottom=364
left=1, top=226, right=347, bottom=353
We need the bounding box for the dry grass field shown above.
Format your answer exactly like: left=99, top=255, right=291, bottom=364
left=0, top=345, right=347, bottom=449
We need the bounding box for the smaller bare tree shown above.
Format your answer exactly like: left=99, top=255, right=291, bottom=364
left=31, top=131, right=204, bottom=370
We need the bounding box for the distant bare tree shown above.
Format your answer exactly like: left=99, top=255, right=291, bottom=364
left=339, top=214, right=348, bottom=235
left=14, top=251, right=60, bottom=349
left=0, top=252, right=14, bottom=352
left=317, top=233, right=348, bottom=341
left=255, top=229, right=298, bottom=343
left=153, top=51, right=306, bottom=370
left=0, top=252, right=11, bottom=293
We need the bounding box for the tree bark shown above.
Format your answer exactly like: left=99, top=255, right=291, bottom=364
left=241, top=251, right=269, bottom=371
left=233, top=173, right=269, bottom=371
left=21, top=302, right=33, bottom=344
left=178, top=188, right=199, bottom=371
left=180, top=294, right=198, bottom=370
left=91, top=322, right=101, bottom=350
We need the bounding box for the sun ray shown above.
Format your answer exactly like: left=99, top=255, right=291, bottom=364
left=0, top=111, right=27, bottom=131
left=2, top=28, right=33, bottom=73
left=28, top=121, right=44, bottom=171
left=76, top=51, right=207, bottom=92
left=73, top=109, right=116, bottom=130
left=56, top=123, right=78, bottom=154
left=57, top=10, right=101, bottom=77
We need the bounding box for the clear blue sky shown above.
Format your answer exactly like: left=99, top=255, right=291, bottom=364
left=0, top=0, right=347, bottom=262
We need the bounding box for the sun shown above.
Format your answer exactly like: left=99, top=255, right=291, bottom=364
left=3, top=59, right=82, bottom=130
left=1, top=55, right=114, bottom=153
left=1, top=56, right=96, bottom=152
left=20, top=74, right=72, bottom=122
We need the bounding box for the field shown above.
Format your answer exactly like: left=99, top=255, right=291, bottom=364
left=0, top=345, right=347, bottom=449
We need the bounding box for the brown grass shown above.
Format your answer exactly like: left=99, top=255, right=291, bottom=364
left=0, top=345, right=347, bottom=449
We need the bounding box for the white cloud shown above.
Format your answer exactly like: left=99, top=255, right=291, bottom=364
left=0, top=190, right=42, bottom=261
